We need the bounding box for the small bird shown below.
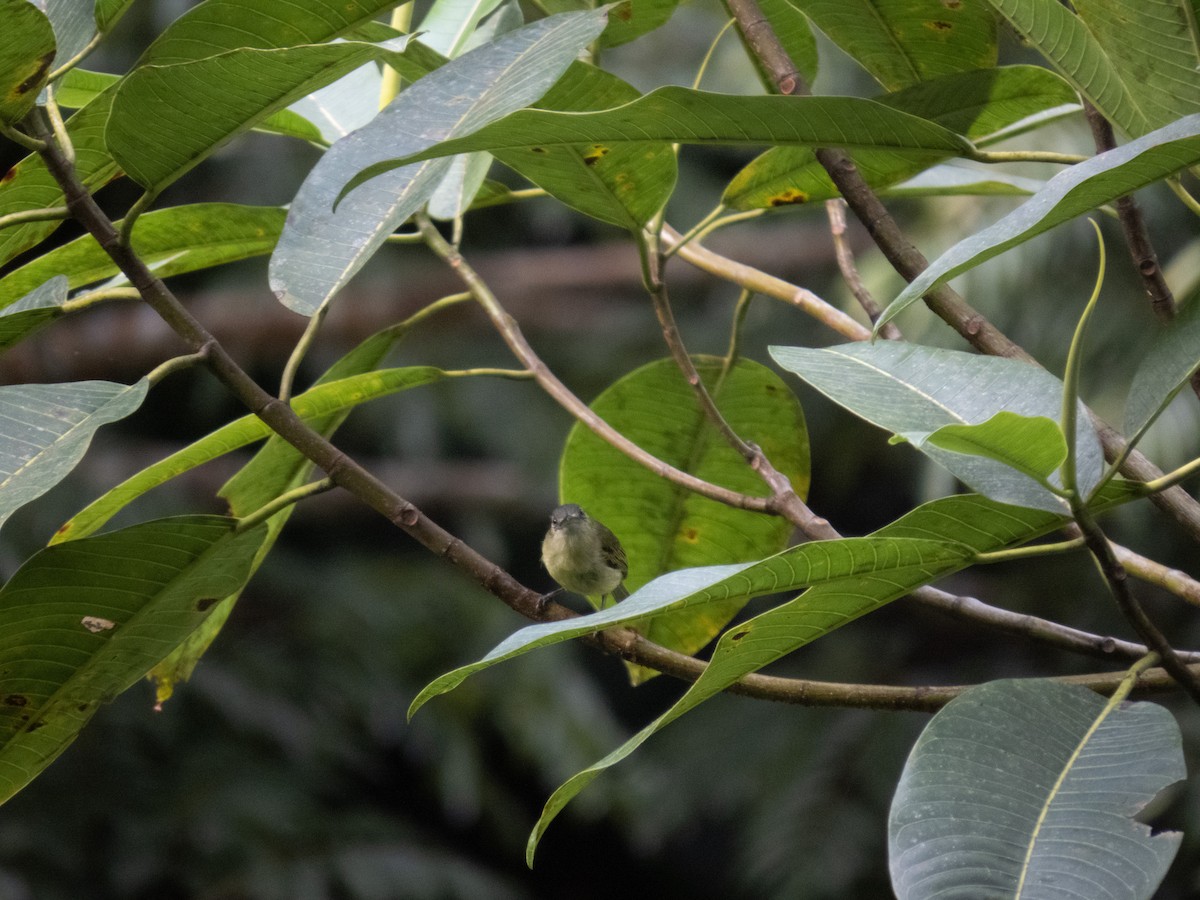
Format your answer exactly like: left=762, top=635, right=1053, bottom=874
left=541, top=503, right=629, bottom=609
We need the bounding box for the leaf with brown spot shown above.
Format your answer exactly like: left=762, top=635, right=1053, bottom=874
left=0, top=1, right=56, bottom=124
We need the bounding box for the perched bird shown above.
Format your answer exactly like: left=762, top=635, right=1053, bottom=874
left=541, top=503, right=629, bottom=609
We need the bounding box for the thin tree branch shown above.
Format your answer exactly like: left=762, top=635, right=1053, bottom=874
left=1083, top=102, right=1176, bottom=322
left=825, top=199, right=900, bottom=339
left=720, top=0, right=1200, bottom=547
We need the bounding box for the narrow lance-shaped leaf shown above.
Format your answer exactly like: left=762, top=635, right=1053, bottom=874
left=409, top=536, right=975, bottom=717
left=889, top=679, right=1183, bottom=899
left=924, top=411, right=1067, bottom=485
left=340, top=89, right=974, bottom=192
left=270, top=9, right=610, bottom=315
left=0, top=204, right=287, bottom=308
left=0, top=516, right=268, bottom=805
left=0, top=379, right=148, bottom=532
left=770, top=342, right=1101, bottom=512
left=107, top=38, right=418, bottom=192
left=876, top=113, right=1200, bottom=332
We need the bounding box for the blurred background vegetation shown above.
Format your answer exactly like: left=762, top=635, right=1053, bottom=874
left=2, top=1, right=1200, bottom=897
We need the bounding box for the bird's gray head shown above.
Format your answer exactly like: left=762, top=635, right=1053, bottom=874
left=549, top=503, right=586, bottom=529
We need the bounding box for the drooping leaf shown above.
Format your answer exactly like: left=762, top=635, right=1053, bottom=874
left=0, top=276, right=67, bottom=352
left=770, top=342, right=1101, bottom=512
left=889, top=679, right=1183, bottom=899
left=0, top=516, right=267, bottom=805
left=270, top=9, right=610, bottom=315
left=0, top=204, right=286, bottom=307
left=559, top=357, right=809, bottom=682
left=341, top=89, right=974, bottom=192
left=883, top=160, right=1045, bottom=199
left=0, top=379, right=148, bottom=532
left=0, top=0, right=55, bottom=124
left=925, top=411, right=1067, bottom=484
left=724, top=65, right=1075, bottom=210
left=878, top=113, right=1200, bottom=331
left=794, top=0, right=998, bottom=90
left=1124, top=293, right=1200, bottom=441
left=107, top=39, right=418, bottom=192
left=54, top=366, right=451, bottom=543
left=983, top=0, right=1151, bottom=137
left=409, top=536, right=971, bottom=716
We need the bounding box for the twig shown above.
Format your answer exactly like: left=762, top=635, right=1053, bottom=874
left=0, top=205, right=70, bottom=231
left=236, top=477, right=337, bottom=532
left=825, top=199, right=899, bottom=338
left=1083, top=102, right=1176, bottom=322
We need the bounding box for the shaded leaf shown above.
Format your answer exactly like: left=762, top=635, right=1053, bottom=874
left=884, top=160, right=1045, bottom=199
left=0, top=379, right=148, bottom=532
left=107, top=39, right=417, bottom=192
left=889, top=679, right=1183, bottom=899
left=598, top=0, right=680, bottom=48
left=878, top=113, right=1200, bottom=331
left=0, top=516, right=267, bottom=805
left=559, top=357, right=808, bottom=681
left=137, top=0, right=404, bottom=65
left=34, top=0, right=95, bottom=72
left=794, top=0, right=997, bottom=90
left=1124, top=294, right=1200, bottom=440
left=94, top=0, right=136, bottom=32
left=983, top=0, right=1150, bottom=137
left=270, top=9, right=610, bottom=315
left=409, top=536, right=970, bottom=716
left=286, top=62, right=384, bottom=143
left=343, top=88, right=974, bottom=191
left=0, top=0, right=55, bottom=124
left=770, top=342, right=1101, bottom=512
left=0, top=204, right=286, bottom=307
left=0, top=275, right=67, bottom=352
left=752, top=0, right=818, bottom=88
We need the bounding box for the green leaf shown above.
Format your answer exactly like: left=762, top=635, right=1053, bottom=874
left=1124, top=294, right=1200, bottom=440
left=493, top=62, right=678, bottom=230
left=794, top=0, right=998, bottom=90
left=1072, top=0, right=1200, bottom=132
left=926, top=411, right=1067, bottom=484
left=54, top=366, right=450, bottom=543
left=137, top=0, right=404, bottom=65
left=878, top=113, right=1200, bottom=331
left=524, top=491, right=1072, bottom=863
left=342, top=89, right=974, bottom=191
left=0, top=91, right=119, bottom=269
left=58, top=67, right=327, bottom=143
left=560, top=357, right=809, bottom=682
left=751, top=0, right=818, bottom=88
left=107, top=39, right=419, bottom=192
left=0, top=379, right=148, bottom=532
left=270, top=9, right=610, bottom=315
left=0, top=204, right=286, bottom=308
left=286, top=61, right=384, bottom=143
left=0, top=515, right=267, bottom=805
left=418, top=0, right=507, bottom=56
left=0, top=276, right=67, bottom=352
left=770, top=342, right=1101, bottom=512
left=598, top=0, right=680, bottom=48
left=724, top=65, right=1074, bottom=210
left=94, top=0, right=136, bottom=33
left=0, top=0, right=55, bottom=124
left=410, top=536, right=970, bottom=716
left=983, top=0, right=1151, bottom=137
left=889, top=679, right=1183, bottom=899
